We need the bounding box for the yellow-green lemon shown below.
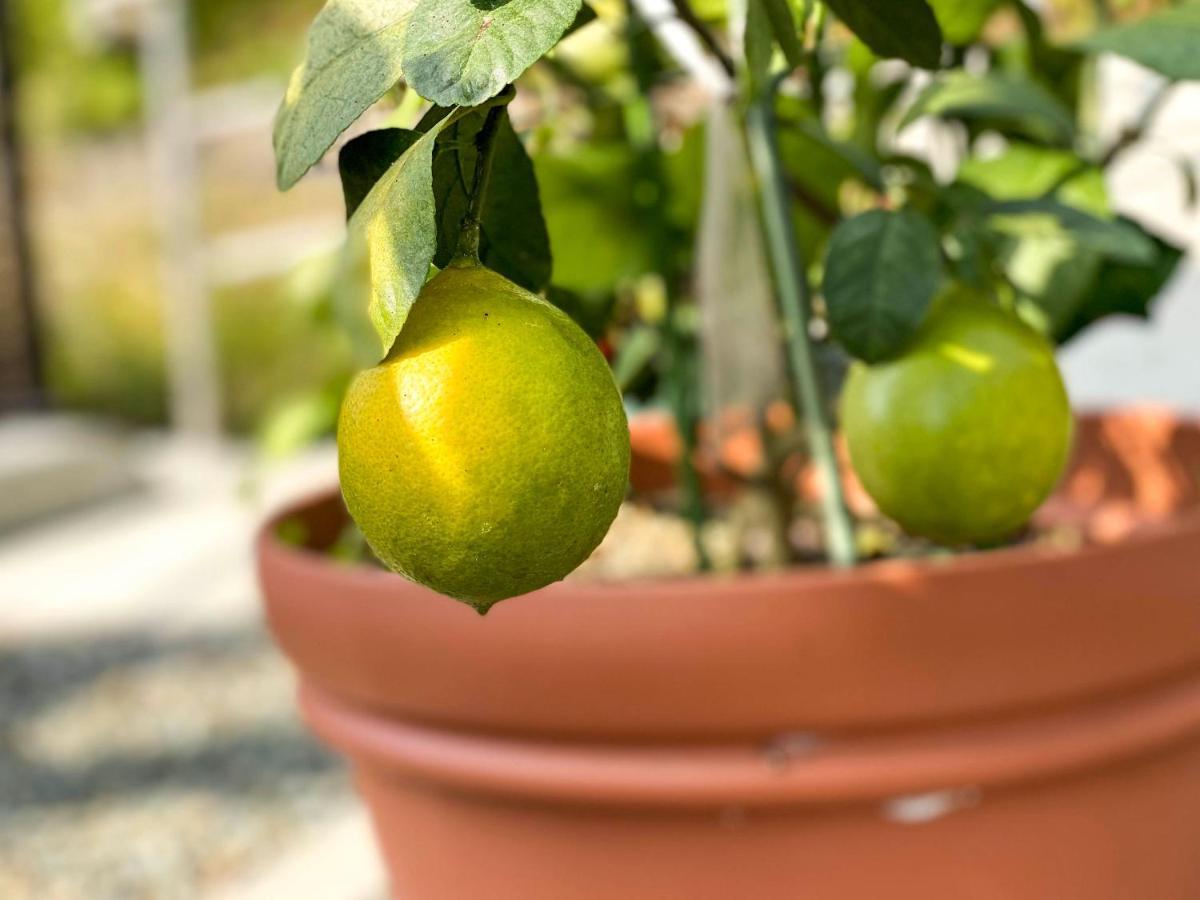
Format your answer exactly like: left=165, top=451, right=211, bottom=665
left=337, top=263, right=630, bottom=612
left=840, top=295, right=1072, bottom=547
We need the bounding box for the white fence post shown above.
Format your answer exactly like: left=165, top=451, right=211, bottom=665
left=136, top=0, right=222, bottom=438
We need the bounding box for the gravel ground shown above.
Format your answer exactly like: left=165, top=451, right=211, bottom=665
left=0, top=625, right=354, bottom=900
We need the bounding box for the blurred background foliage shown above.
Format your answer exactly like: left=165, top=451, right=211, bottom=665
left=10, top=0, right=1187, bottom=447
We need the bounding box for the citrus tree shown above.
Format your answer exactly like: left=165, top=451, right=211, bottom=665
left=275, top=0, right=1198, bottom=610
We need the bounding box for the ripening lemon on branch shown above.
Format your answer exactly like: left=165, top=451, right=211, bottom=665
left=337, top=262, right=630, bottom=613
left=840, top=293, right=1073, bottom=547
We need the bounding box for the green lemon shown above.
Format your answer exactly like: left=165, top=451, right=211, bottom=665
left=840, top=294, right=1072, bottom=547
left=337, top=263, right=630, bottom=613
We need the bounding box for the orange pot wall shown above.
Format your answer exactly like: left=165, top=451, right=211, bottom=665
left=257, top=410, right=1200, bottom=899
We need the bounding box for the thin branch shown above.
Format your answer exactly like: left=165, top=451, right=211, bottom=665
left=667, top=0, right=735, bottom=76
left=788, top=178, right=839, bottom=226
left=455, top=89, right=514, bottom=262
left=1100, top=80, right=1175, bottom=168
left=629, top=0, right=734, bottom=95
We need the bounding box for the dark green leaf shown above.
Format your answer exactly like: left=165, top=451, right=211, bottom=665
left=1057, top=227, right=1183, bottom=342
left=402, top=0, right=583, bottom=106
left=545, top=285, right=614, bottom=338
left=777, top=116, right=868, bottom=256
left=732, top=0, right=777, bottom=90
left=786, top=116, right=885, bottom=190
left=339, top=129, right=422, bottom=219
left=339, top=114, right=552, bottom=292
left=612, top=324, right=661, bottom=392
left=567, top=2, right=598, bottom=34
left=1079, top=2, right=1200, bottom=81
left=345, top=117, right=451, bottom=356
left=1003, top=1, right=1085, bottom=110
left=533, top=144, right=659, bottom=293
left=944, top=219, right=995, bottom=289
left=823, top=209, right=945, bottom=362
left=762, top=0, right=804, bottom=68
left=274, top=0, right=417, bottom=190
left=823, top=0, right=944, bottom=69
left=901, top=71, right=1076, bottom=145
left=430, top=109, right=552, bottom=291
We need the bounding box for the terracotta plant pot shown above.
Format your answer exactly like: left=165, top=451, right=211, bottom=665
left=257, top=409, right=1200, bottom=899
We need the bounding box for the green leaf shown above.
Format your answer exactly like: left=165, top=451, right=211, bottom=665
left=957, top=142, right=1107, bottom=216
left=274, top=0, right=418, bottom=190
left=545, top=285, right=614, bottom=338
left=823, top=0, right=944, bottom=69
left=927, top=0, right=1002, bottom=45
left=345, top=117, right=451, bottom=357
left=339, top=128, right=422, bottom=219
left=776, top=113, right=871, bottom=257
left=736, top=0, right=778, bottom=89
left=612, top=324, right=662, bottom=392
left=429, top=108, right=552, bottom=291
left=762, top=0, right=804, bottom=68
left=1079, top=2, right=1200, bottom=81
left=823, top=209, right=945, bottom=362
left=985, top=199, right=1156, bottom=265
left=258, top=390, right=342, bottom=459
left=402, top=0, right=583, bottom=107
left=1007, top=237, right=1103, bottom=337
left=1057, top=227, right=1183, bottom=342
left=784, top=115, right=884, bottom=190
left=567, top=3, right=598, bottom=34
left=901, top=71, right=1076, bottom=145
left=533, top=144, right=659, bottom=294
left=340, top=112, right=552, bottom=292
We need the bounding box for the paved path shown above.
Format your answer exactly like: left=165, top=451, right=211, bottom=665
left=0, top=428, right=391, bottom=899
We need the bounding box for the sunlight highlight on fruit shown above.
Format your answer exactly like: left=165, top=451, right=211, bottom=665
left=841, top=295, right=1073, bottom=547
left=337, top=263, right=631, bottom=613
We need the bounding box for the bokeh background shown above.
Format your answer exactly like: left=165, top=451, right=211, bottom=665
left=0, top=0, right=1196, bottom=898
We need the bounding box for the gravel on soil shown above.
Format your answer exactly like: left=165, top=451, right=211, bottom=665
left=0, top=626, right=353, bottom=900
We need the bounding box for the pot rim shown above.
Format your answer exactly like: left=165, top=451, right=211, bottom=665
left=257, top=485, right=1200, bottom=603
left=300, top=669, right=1200, bottom=809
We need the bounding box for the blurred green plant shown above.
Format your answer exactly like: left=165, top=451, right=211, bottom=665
left=12, top=0, right=141, bottom=135
left=10, top=0, right=326, bottom=137
left=43, top=255, right=354, bottom=435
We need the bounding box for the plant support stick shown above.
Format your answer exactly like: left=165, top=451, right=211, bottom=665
left=745, top=91, right=857, bottom=567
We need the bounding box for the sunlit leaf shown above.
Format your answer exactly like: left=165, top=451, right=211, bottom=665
left=340, top=110, right=551, bottom=291
left=274, top=0, right=417, bottom=190
left=986, top=199, right=1156, bottom=265
left=1057, top=228, right=1184, bottom=342
left=402, top=0, right=583, bottom=106
left=1080, top=2, right=1200, bottom=80
left=345, top=117, right=451, bottom=356
left=901, top=71, right=1076, bottom=145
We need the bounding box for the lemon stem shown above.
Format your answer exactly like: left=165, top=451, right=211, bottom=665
left=456, top=102, right=508, bottom=265
left=745, top=81, right=857, bottom=568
